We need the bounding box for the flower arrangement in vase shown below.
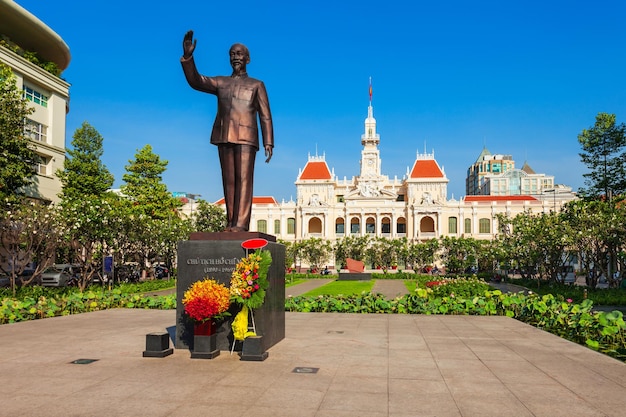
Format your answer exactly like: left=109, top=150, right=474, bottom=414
left=182, top=278, right=231, bottom=335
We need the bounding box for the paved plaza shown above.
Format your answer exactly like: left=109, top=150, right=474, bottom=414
left=1, top=280, right=626, bottom=416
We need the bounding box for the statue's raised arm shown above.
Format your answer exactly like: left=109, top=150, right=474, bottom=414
left=182, top=30, right=196, bottom=59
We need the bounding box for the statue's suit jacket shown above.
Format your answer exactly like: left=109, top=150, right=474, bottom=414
left=181, top=56, right=274, bottom=150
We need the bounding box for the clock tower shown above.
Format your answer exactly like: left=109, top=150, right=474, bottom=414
left=360, top=79, right=381, bottom=178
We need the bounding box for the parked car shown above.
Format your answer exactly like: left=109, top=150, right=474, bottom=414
left=115, top=264, right=140, bottom=283
left=154, top=265, right=169, bottom=279
left=0, top=276, right=10, bottom=288
left=41, top=264, right=81, bottom=287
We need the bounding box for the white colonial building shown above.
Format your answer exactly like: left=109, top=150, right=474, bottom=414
left=218, top=99, right=572, bottom=248
left=0, top=0, right=71, bottom=203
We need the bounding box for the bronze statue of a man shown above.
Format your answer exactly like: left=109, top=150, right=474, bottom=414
left=181, top=30, right=274, bottom=232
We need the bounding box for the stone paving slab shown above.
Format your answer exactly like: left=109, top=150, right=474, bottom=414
left=1, top=309, right=625, bottom=416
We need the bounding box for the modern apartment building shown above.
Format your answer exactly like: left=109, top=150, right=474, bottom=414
left=0, top=0, right=71, bottom=203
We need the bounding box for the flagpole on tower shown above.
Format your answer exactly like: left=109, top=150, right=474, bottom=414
left=369, top=76, right=372, bottom=105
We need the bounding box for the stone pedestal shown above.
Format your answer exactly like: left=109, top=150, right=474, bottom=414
left=241, top=336, right=269, bottom=361
left=191, top=335, right=220, bottom=359
left=338, top=272, right=372, bottom=281
left=142, top=332, right=173, bottom=358
left=175, top=232, right=285, bottom=355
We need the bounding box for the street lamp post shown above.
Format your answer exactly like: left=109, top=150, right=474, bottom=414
left=187, top=193, right=202, bottom=216
left=543, top=188, right=556, bottom=212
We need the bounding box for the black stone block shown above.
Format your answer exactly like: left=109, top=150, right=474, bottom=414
left=338, top=272, right=372, bottom=281
left=241, top=336, right=268, bottom=361
left=143, top=332, right=173, bottom=358
left=191, top=335, right=220, bottom=359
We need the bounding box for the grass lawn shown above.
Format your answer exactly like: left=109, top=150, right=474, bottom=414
left=286, top=278, right=306, bottom=287
left=301, top=279, right=374, bottom=297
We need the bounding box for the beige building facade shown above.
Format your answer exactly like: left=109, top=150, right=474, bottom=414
left=1, top=0, right=71, bottom=203
left=228, top=101, right=570, bottom=254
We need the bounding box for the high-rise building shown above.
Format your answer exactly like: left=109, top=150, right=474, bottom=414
left=466, top=147, right=515, bottom=195
left=0, top=0, right=71, bottom=203
left=465, top=147, right=561, bottom=197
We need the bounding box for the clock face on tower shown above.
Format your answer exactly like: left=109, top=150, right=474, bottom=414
left=367, top=159, right=374, bottom=166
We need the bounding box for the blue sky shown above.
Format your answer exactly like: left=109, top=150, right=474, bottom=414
left=16, top=0, right=626, bottom=202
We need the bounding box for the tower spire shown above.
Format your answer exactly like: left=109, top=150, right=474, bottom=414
left=362, top=77, right=379, bottom=146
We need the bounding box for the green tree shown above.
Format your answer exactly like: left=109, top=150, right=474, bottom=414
left=0, top=201, right=61, bottom=295
left=192, top=199, right=227, bottom=232
left=0, top=64, right=39, bottom=205
left=299, top=237, right=333, bottom=271
left=563, top=199, right=626, bottom=288
left=438, top=236, right=478, bottom=274
left=57, top=121, right=114, bottom=199
left=496, top=210, right=574, bottom=284
left=121, top=144, right=182, bottom=220
left=578, top=112, right=626, bottom=199
left=333, top=235, right=370, bottom=268
left=58, top=194, right=119, bottom=290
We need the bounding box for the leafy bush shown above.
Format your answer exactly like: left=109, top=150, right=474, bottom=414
left=508, top=278, right=626, bottom=306
left=0, top=286, right=175, bottom=324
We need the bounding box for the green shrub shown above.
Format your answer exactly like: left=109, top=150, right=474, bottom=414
left=0, top=285, right=175, bottom=324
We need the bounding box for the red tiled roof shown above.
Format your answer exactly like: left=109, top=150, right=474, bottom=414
left=410, top=159, right=444, bottom=178
left=464, top=195, right=539, bottom=202
left=214, top=196, right=278, bottom=205
left=300, top=161, right=332, bottom=180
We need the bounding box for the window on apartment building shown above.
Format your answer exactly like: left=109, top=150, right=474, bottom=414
left=33, top=156, right=49, bottom=176
left=23, top=85, right=48, bottom=107
left=274, top=220, right=280, bottom=234
left=478, top=218, right=490, bottom=234
left=287, top=218, right=295, bottom=235
left=257, top=220, right=267, bottom=233
left=448, top=217, right=458, bottom=234
left=24, top=119, right=47, bottom=142
left=464, top=218, right=471, bottom=234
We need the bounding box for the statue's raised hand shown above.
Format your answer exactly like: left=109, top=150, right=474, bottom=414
left=182, top=30, right=196, bottom=59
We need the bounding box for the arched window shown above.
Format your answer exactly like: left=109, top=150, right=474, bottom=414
left=396, top=217, right=406, bottom=234
left=350, top=217, right=360, bottom=234
left=448, top=217, right=458, bottom=234
left=274, top=219, right=280, bottom=234
left=287, top=218, right=296, bottom=235
left=381, top=217, right=391, bottom=234
left=257, top=219, right=267, bottom=233
left=335, top=217, right=345, bottom=234
left=365, top=217, right=375, bottom=234
left=420, top=216, right=435, bottom=233
left=479, top=218, right=490, bottom=234
left=308, top=217, right=322, bottom=234
left=464, top=218, right=471, bottom=234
